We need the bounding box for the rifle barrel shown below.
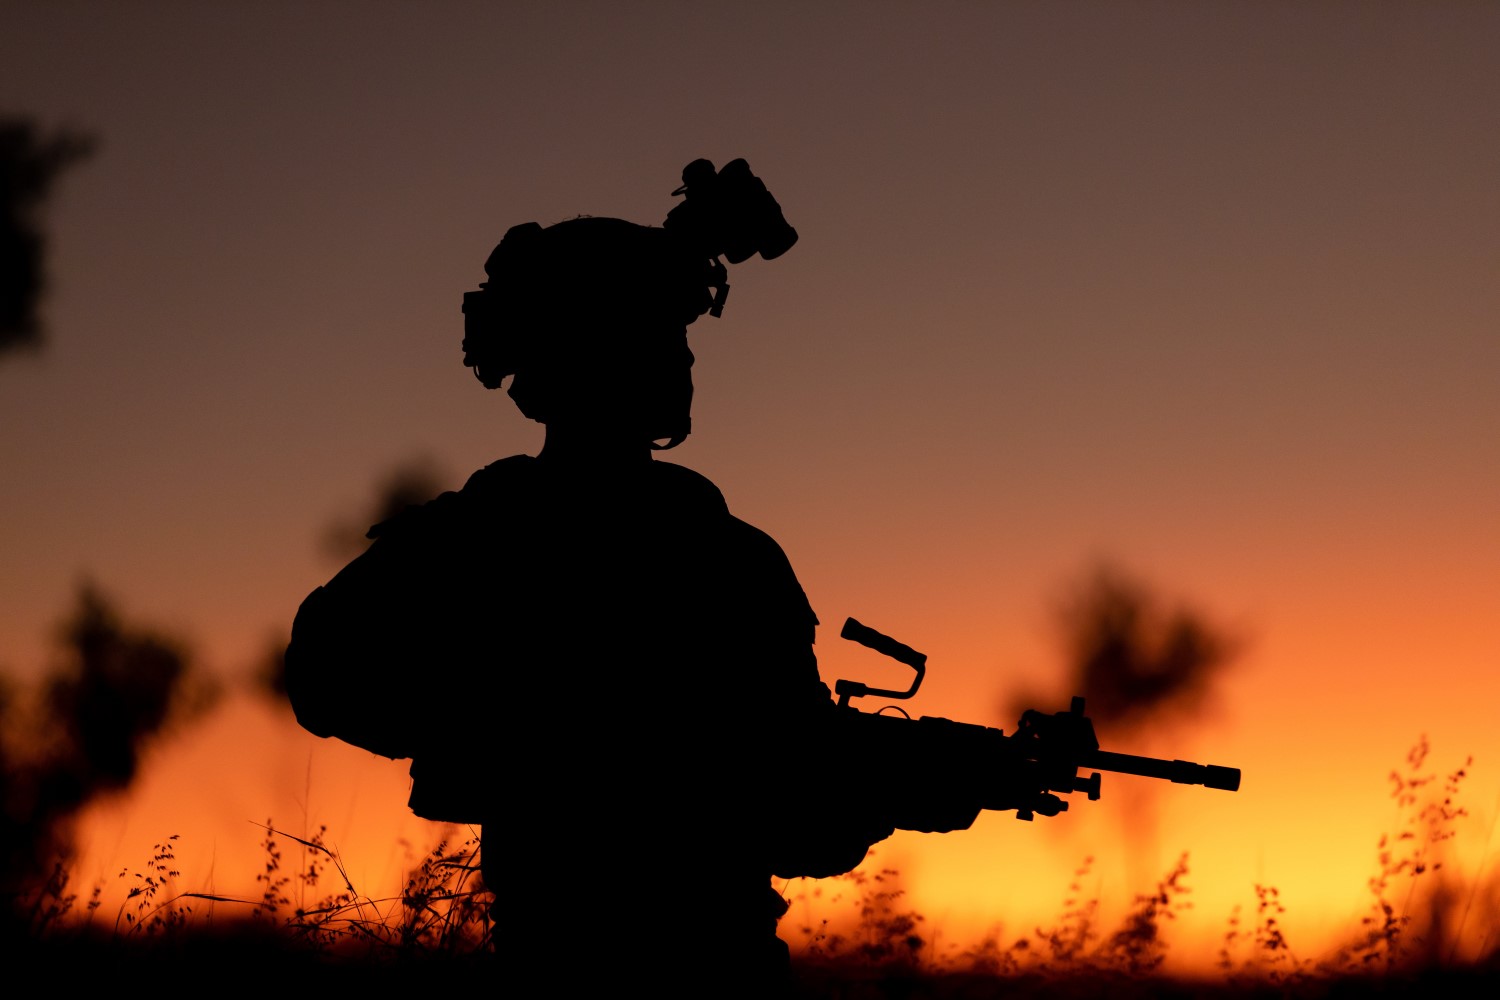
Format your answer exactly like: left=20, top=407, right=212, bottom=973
left=1083, top=750, right=1241, bottom=792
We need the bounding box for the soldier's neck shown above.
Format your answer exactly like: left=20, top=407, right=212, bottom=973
left=537, top=424, right=653, bottom=467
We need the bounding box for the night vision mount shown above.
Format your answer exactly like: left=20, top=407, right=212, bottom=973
left=662, top=158, right=799, bottom=318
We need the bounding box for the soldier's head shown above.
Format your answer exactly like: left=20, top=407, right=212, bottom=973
left=460, top=159, right=796, bottom=450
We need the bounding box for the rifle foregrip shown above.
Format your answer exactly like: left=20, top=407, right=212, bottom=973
left=840, top=617, right=928, bottom=669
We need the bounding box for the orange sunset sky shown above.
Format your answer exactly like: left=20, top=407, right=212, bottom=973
left=2, top=2, right=1497, bottom=972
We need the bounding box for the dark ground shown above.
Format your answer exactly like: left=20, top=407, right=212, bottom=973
left=14, top=924, right=1500, bottom=998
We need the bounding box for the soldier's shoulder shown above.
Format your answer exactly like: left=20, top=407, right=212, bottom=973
left=460, top=453, right=540, bottom=493
left=364, top=454, right=535, bottom=541
left=646, top=459, right=730, bottom=513
left=649, top=462, right=795, bottom=553
left=652, top=463, right=816, bottom=627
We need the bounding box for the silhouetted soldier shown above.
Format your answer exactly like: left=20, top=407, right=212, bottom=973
left=285, top=160, right=931, bottom=993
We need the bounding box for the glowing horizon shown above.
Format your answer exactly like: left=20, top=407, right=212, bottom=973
left=61, top=687, right=1497, bottom=975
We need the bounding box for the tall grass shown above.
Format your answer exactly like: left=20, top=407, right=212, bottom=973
left=18, top=819, right=490, bottom=985
left=784, top=735, right=1499, bottom=993
left=12, top=738, right=1500, bottom=995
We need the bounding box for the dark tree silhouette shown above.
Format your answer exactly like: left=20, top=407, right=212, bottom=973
left=0, top=582, right=215, bottom=922
left=320, top=455, right=451, bottom=562
left=252, top=629, right=291, bottom=700
left=1003, top=562, right=1240, bottom=738
left=1056, top=562, right=1239, bottom=735
left=0, top=116, right=92, bottom=356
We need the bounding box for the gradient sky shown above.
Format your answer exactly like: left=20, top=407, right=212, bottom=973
left=3, top=2, right=1497, bottom=971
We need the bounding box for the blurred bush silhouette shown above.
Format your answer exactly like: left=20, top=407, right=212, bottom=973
left=1, top=581, right=215, bottom=922
left=319, top=455, right=451, bottom=563
left=1006, top=561, right=1240, bottom=739
left=1, top=115, right=93, bottom=357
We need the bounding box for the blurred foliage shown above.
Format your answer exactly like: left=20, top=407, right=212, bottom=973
left=1060, top=562, right=1240, bottom=733
left=1, top=115, right=93, bottom=356
left=1, top=581, right=216, bottom=922
left=1007, top=562, right=1240, bottom=737
left=320, top=455, right=451, bottom=562
left=254, top=630, right=290, bottom=701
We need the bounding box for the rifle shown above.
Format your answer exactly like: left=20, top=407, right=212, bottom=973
left=832, top=617, right=1241, bottom=828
